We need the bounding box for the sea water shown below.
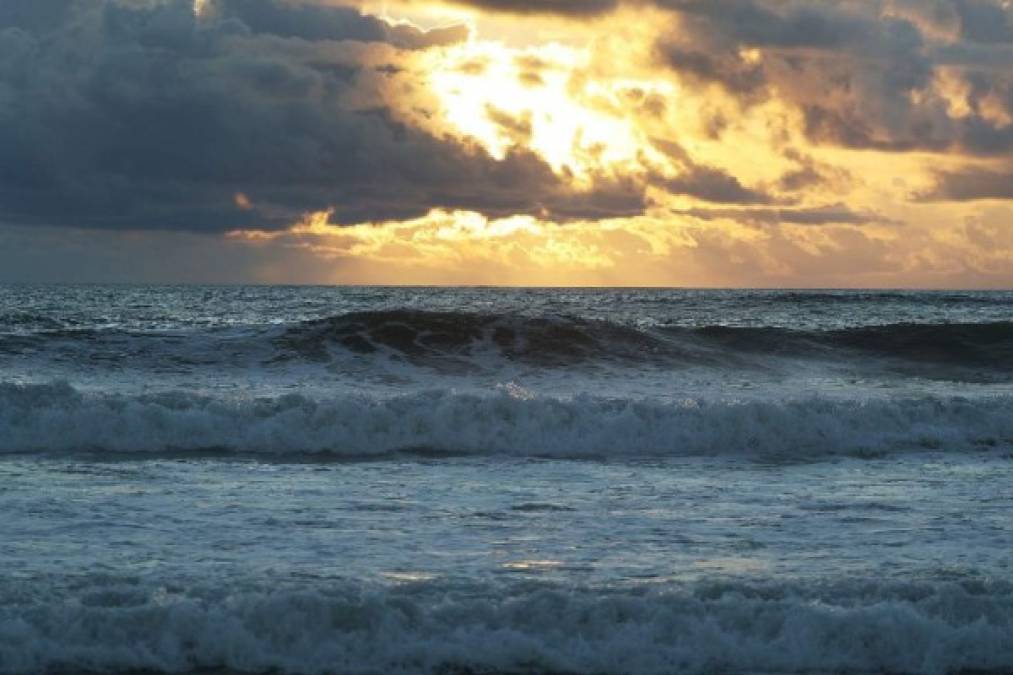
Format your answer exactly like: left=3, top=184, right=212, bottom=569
left=1, top=286, right=1012, bottom=674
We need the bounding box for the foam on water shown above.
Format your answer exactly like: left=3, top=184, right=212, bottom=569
left=3, top=577, right=1012, bottom=675
left=2, top=381, right=1012, bottom=458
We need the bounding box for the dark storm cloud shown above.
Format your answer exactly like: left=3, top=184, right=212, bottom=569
left=214, top=0, right=468, bottom=47
left=952, top=0, right=1013, bottom=43
left=0, top=0, right=642, bottom=233
left=653, top=0, right=1013, bottom=157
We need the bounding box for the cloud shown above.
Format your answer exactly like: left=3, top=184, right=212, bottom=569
left=676, top=202, right=891, bottom=226
left=917, top=166, right=1013, bottom=200
left=653, top=0, right=1013, bottom=156
left=431, top=0, right=619, bottom=17
left=221, top=203, right=1012, bottom=288
left=1, top=0, right=1011, bottom=287
left=386, top=0, right=1013, bottom=162
left=660, top=167, right=773, bottom=205
left=213, top=0, right=469, bottom=47
left=0, top=0, right=645, bottom=233
left=776, top=149, right=849, bottom=192
left=673, top=204, right=894, bottom=227
left=951, top=0, right=1013, bottom=43
left=650, top=138, right=775, bottom=204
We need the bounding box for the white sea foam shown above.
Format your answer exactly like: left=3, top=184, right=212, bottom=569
left=1, top=381, right=1011, bottom=457
left=2, top=578, right=1011, bottom=674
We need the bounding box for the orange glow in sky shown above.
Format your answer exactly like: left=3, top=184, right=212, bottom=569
left=95, top=1, right=1013, bottom=286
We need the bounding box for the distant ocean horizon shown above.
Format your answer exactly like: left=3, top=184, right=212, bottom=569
left=2, top=285, right=1012, bottom=674
left=5, top=281, right=1013, bottom=289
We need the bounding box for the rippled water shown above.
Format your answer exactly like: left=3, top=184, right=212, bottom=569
left=1, top=285, right=1012, bottom=674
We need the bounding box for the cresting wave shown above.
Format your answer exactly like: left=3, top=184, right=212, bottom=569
left=2, top=577, right=1012, bottom=674
left=5, top=310, right=1013, bottom=375
left=2, top=381, right=1012, bottom=457
left=281, top=311, right=1013, bottom=371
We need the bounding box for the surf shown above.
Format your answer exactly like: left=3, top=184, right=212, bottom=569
left=2, top=381, right=1011, bottom=458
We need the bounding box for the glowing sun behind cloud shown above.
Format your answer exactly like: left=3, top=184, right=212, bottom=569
left=420, top=38, right=673, bottom=183
left=216, top=0, right=1012, bottom=288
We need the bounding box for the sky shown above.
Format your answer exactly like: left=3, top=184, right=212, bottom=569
left=0, top=0, right=1011, bottom=287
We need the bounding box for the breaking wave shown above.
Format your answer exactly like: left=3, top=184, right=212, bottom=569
left=2, top=381, right=1011, bottom=458
left=2, top=576, right=1012, bottom=674
left=6, top=310, right=1013, bottom=376
left=278, top=311, right=1013, bottom=371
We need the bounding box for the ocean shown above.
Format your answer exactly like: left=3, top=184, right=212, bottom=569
left=1, top=285, right=1012, bottom=674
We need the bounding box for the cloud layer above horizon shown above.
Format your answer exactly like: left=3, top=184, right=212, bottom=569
left=1, top=0, right=1011, bottom=286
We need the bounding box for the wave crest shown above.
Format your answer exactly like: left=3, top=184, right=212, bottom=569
left=277, top=312, right=1013, bottom=374
left=5, top=310, right=1013, bottom=376
left=3, top=577, right=1012, bottom=674
left=2, top=381, right=1011, bottom=457
left=275, top=310, right=661, bottom=367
